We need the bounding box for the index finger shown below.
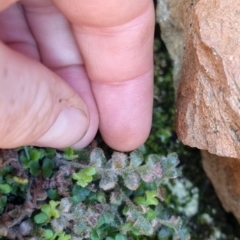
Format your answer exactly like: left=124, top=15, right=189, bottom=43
left=53, top=0, right=154, bottom=151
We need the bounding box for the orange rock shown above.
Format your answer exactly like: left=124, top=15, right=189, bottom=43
left=176, top=0, right=240, bottom=158
left=202, top=151, right=240, bottom=222
left=157, top=0, right=240, bottom=221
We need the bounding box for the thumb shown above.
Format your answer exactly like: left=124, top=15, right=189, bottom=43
left=0, top=42, right=89, bottom=149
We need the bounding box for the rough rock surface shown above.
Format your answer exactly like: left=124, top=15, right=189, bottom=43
left=156, top=0, right=185, bottom=94
left=159, top=0, right=240, bottom=158
left=202, top=151, right=240, bottom=223
left=177, top=0, right=240, bottom=158
left=157, top=0, right=240, bottom=221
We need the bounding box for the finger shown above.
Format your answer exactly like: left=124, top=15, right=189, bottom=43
left=0, top=41, right=89, bottom=148
left=0, top=3, right=39, bottom=59
left=21, top=0, right=99, bottom=148
left=0, top=0, right=18, bottom=12
left=0, top=2, right=89, bottom=148
left=53, top=0, right=155, bottom=151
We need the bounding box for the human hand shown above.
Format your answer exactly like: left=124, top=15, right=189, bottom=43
left=0, top=0, right=154, bottom=151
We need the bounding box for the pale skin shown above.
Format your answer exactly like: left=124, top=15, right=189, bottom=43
left=0, top=0, right=154, bottom=151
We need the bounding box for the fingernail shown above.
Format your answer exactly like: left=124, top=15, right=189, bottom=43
left=34, top=107, right=89, bottom=148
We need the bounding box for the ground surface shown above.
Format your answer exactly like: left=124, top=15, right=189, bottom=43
left=0, top=22, right=240, bottom=240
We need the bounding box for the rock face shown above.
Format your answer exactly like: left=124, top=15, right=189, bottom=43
left=156, top=0, right=185, bottom=94
left=157, top=0, right=240, bottom=221
left=201, top=151, right=240, bottom=223
left=159, top=0, right=240, bottom=158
